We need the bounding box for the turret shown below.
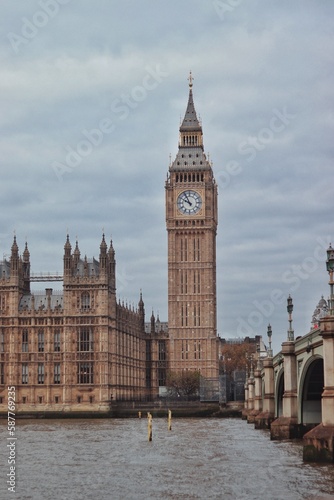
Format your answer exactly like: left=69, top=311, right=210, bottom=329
left=138, top=291, right=145, bottom=332
left=63, top=234, right=72, bottom=277
left=73, top=239, right=80, bottom=270
left=99, top=233, right=108, bottom=273
left=22, top=241, right=30, bottom=293
left=10, top=235, right=19, bottom=276
left=108, top=238, right=116, bottom=291
left=150, top=310, right=155, bottom=335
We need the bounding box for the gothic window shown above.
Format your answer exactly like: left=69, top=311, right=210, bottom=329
left=193, top=271, right=201, bottom=294
left=22, top=364, right=28, bottom=384
left=0, top=330, right=3, bottom=352
left=180, top=271, right=188, bottom=294
left=185, top=341, right=189, bottom=360
left=0, top=363, right=4, bottom=384
left=146, top=367, right=151, bottom=389
left=194, top=341, right=197, bottom=360
left=38, top=329, right=44, bottom=352
left=158, top=340, right=166, bottom=361
left=77, top=362, right=94, bottom=384
left=54, top=363, right=60, bottom=384
left=22, top=329, right=28, bottom=352
left=158, top=368, right=166, bottom=386
left=194, top=238, right=200, bottom=261
left=146, top=340, right=151, bottom=361
left=181, top=340, right=184, bottom=360
left=77, top=328, right=93, bottom=351
left=54, top=330, right=60, bottom=352
left=198, top=341, right=201, bottom=359
left=81, top=292, right=90, bottom=310
left=38, top=363, right=44, bottom=384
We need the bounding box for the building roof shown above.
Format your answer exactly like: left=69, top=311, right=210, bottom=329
left=179, top=84, right=202, bottom=132
left=170, top=147, right=211, bottom=171
left=19, top=291, right=63, bottom=311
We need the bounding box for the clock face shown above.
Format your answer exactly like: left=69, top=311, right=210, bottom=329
left=177, top=190, right=202, bottom=215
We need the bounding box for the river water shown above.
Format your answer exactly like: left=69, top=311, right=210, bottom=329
left=1, top=417, right=334, bottom=500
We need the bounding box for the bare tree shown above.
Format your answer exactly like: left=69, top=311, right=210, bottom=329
left=166, top=370, right=200, bottom=399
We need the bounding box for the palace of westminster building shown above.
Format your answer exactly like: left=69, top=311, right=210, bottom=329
left=0, top=76, right=220, bottom=413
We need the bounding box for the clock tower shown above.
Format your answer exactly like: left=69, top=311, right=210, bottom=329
left=166, top=74, right=219, bottom=380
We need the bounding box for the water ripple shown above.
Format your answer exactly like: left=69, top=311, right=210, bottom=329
left=0, top=418, right=333, bottom=500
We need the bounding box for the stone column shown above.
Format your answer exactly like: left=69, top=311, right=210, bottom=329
left=271, top=340, right=299, bottom=439
left=246, top=365, right=255, bottom=423
left=255, top=355, right=275, bottom=429
left=271, top=296, right=300, bottom=440
left=249, top=356, right=262, bottom=424
left=242, top=375, right=249, bottom=420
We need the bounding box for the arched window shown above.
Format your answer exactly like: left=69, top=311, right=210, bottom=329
left=81, top=292, right=90, bottom=310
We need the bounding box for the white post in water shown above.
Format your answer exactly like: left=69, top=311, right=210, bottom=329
left=168, top=409, right=172, bottom=431
left=147, top=412, right=153, bottom=441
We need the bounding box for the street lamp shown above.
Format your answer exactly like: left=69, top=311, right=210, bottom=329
left=287, top=295, right=294, bottom=341
left=326, top=243, right=334, bottom=315
left=267, top=323, right=273, bottom=358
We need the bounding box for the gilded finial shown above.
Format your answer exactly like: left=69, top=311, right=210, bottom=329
left=188, top=71, right=193, bottom=88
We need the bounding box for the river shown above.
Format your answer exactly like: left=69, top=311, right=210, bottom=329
left=1, top=417, right=334, bottom=500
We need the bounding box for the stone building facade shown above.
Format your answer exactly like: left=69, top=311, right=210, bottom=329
left=0, top=235, right=164, bottom=413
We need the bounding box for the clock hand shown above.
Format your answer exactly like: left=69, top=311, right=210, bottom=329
left=184, top=193, right=192, bottom=206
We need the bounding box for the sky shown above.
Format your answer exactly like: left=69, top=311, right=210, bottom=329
left=1, top=0, right=333, bottom=353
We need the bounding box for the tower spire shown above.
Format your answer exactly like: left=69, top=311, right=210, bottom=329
left=180, top=72, right=202, bottom=135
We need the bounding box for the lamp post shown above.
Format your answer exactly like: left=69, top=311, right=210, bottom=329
left=287, top=295, right=294, bottom=341
left=326, top=243, right=334, bottom=315
left=267, top=324, right=273, bottom=358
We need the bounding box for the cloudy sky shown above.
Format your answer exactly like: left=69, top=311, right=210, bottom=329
left=1, top=0, right=333, bottom=352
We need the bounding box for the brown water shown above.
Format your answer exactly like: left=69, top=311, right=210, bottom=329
left=1, top=418, right=334, bottom=499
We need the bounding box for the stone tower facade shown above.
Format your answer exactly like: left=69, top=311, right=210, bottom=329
left=165, top=74, right=219, bottom=379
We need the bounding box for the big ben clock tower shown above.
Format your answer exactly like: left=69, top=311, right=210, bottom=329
left=166, top=73, right=219, bottom=380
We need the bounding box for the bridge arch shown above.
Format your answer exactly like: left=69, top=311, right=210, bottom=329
left=275, top=369, right=284, bottom=417
left=299, top=356, right=323, bottom=426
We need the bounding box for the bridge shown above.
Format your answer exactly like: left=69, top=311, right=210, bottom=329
left=30, top=273, right=63, bottom=282
left=242, top=244, right=334, bottom=463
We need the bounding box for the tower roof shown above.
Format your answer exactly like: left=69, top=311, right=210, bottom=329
left=170, top=73, right=211, bottom=171
left=180, top=72, right=202, bottom=133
